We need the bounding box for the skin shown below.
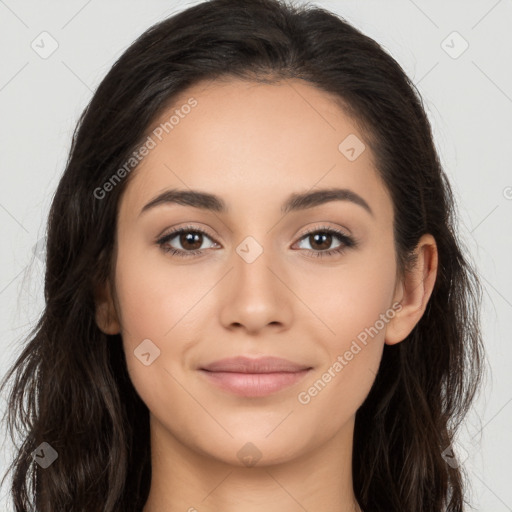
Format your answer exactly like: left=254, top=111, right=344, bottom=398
left=95, top=77, right=438, bottom=512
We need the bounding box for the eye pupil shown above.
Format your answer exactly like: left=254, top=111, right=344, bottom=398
left=311, top=233, right=332, bottom=250
left=181, top=232, right=202, bottom=250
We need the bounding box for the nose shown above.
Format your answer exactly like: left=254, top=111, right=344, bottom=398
left=218, top=238, right=293, bottom=335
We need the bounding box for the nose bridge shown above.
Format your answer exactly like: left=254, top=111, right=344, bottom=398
left=232, top=233, right=278, bottom=292
left=218, top=231, right=292, bottom=332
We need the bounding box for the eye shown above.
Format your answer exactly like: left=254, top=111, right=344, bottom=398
left=293, top=225, right=356, bottom=258
left=156, top=225, right=218, bottom=258
left=156, top=224, right=357, bottom=259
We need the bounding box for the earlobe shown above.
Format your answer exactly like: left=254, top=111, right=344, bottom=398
left=94, top=279, right=121, bottom=335
left=385, top=234, right=438, bottom=345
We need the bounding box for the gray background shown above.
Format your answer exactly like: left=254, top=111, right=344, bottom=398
left=1, top=0, right=511, bottom=510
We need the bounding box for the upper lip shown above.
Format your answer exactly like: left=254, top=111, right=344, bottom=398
left=200, top=356, right=312, bottom=373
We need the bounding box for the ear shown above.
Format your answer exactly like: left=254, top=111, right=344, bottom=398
left=385, top=233, right=438, bottom=345
left=94, top=279, right=121, bottom=335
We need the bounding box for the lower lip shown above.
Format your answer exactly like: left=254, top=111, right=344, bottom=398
left=198, top=369, right=312, bottom=397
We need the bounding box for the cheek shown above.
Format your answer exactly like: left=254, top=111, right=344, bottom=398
left=297, top=289, right=390, bottom=436
left=296, top=343, right=382, bottom=445
left=306, top=242, right=397, bottom=350
left=295, top=245, right=396, bottom=416
left=113, top=249, right=207, bottom=400
left=114, top=246, right=205, bottom=340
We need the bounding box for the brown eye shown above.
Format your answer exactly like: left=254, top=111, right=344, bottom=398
left=178, top=231, right=204, bottom=251
left=294, top=227, right=356, bottom=259
left=306, top=232, right=335, bottom=251
left=157, top=227, right=218, bottom=257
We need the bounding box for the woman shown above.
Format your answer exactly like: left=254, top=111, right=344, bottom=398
left=0, top=0, right=483, bottom=510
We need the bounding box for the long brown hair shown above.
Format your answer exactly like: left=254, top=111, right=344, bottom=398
left=0, top=0, right=483, bottom=510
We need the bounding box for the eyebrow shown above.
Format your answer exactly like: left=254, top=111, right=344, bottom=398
left=138, top=187, right=373, bottom=217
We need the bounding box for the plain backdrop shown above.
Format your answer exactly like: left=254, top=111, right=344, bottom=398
left=0, top=0, right=511, bottom=510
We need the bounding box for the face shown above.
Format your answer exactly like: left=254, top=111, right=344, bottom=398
left=97, top=77, right=408, bottom=467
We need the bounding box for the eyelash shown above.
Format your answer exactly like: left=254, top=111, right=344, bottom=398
left=156, top=224, right=357, bottom=259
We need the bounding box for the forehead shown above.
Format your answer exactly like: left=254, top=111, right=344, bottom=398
left=119, top=77, right=393, bottom=224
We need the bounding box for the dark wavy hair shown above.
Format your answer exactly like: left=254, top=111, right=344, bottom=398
left=0, top=0, right=484, bottom=510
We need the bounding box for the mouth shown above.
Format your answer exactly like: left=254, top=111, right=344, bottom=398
left=198, top=356, right=313, bottom=397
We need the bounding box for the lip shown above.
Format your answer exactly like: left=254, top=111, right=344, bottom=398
left=198, top=356, right=313, bottom=397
